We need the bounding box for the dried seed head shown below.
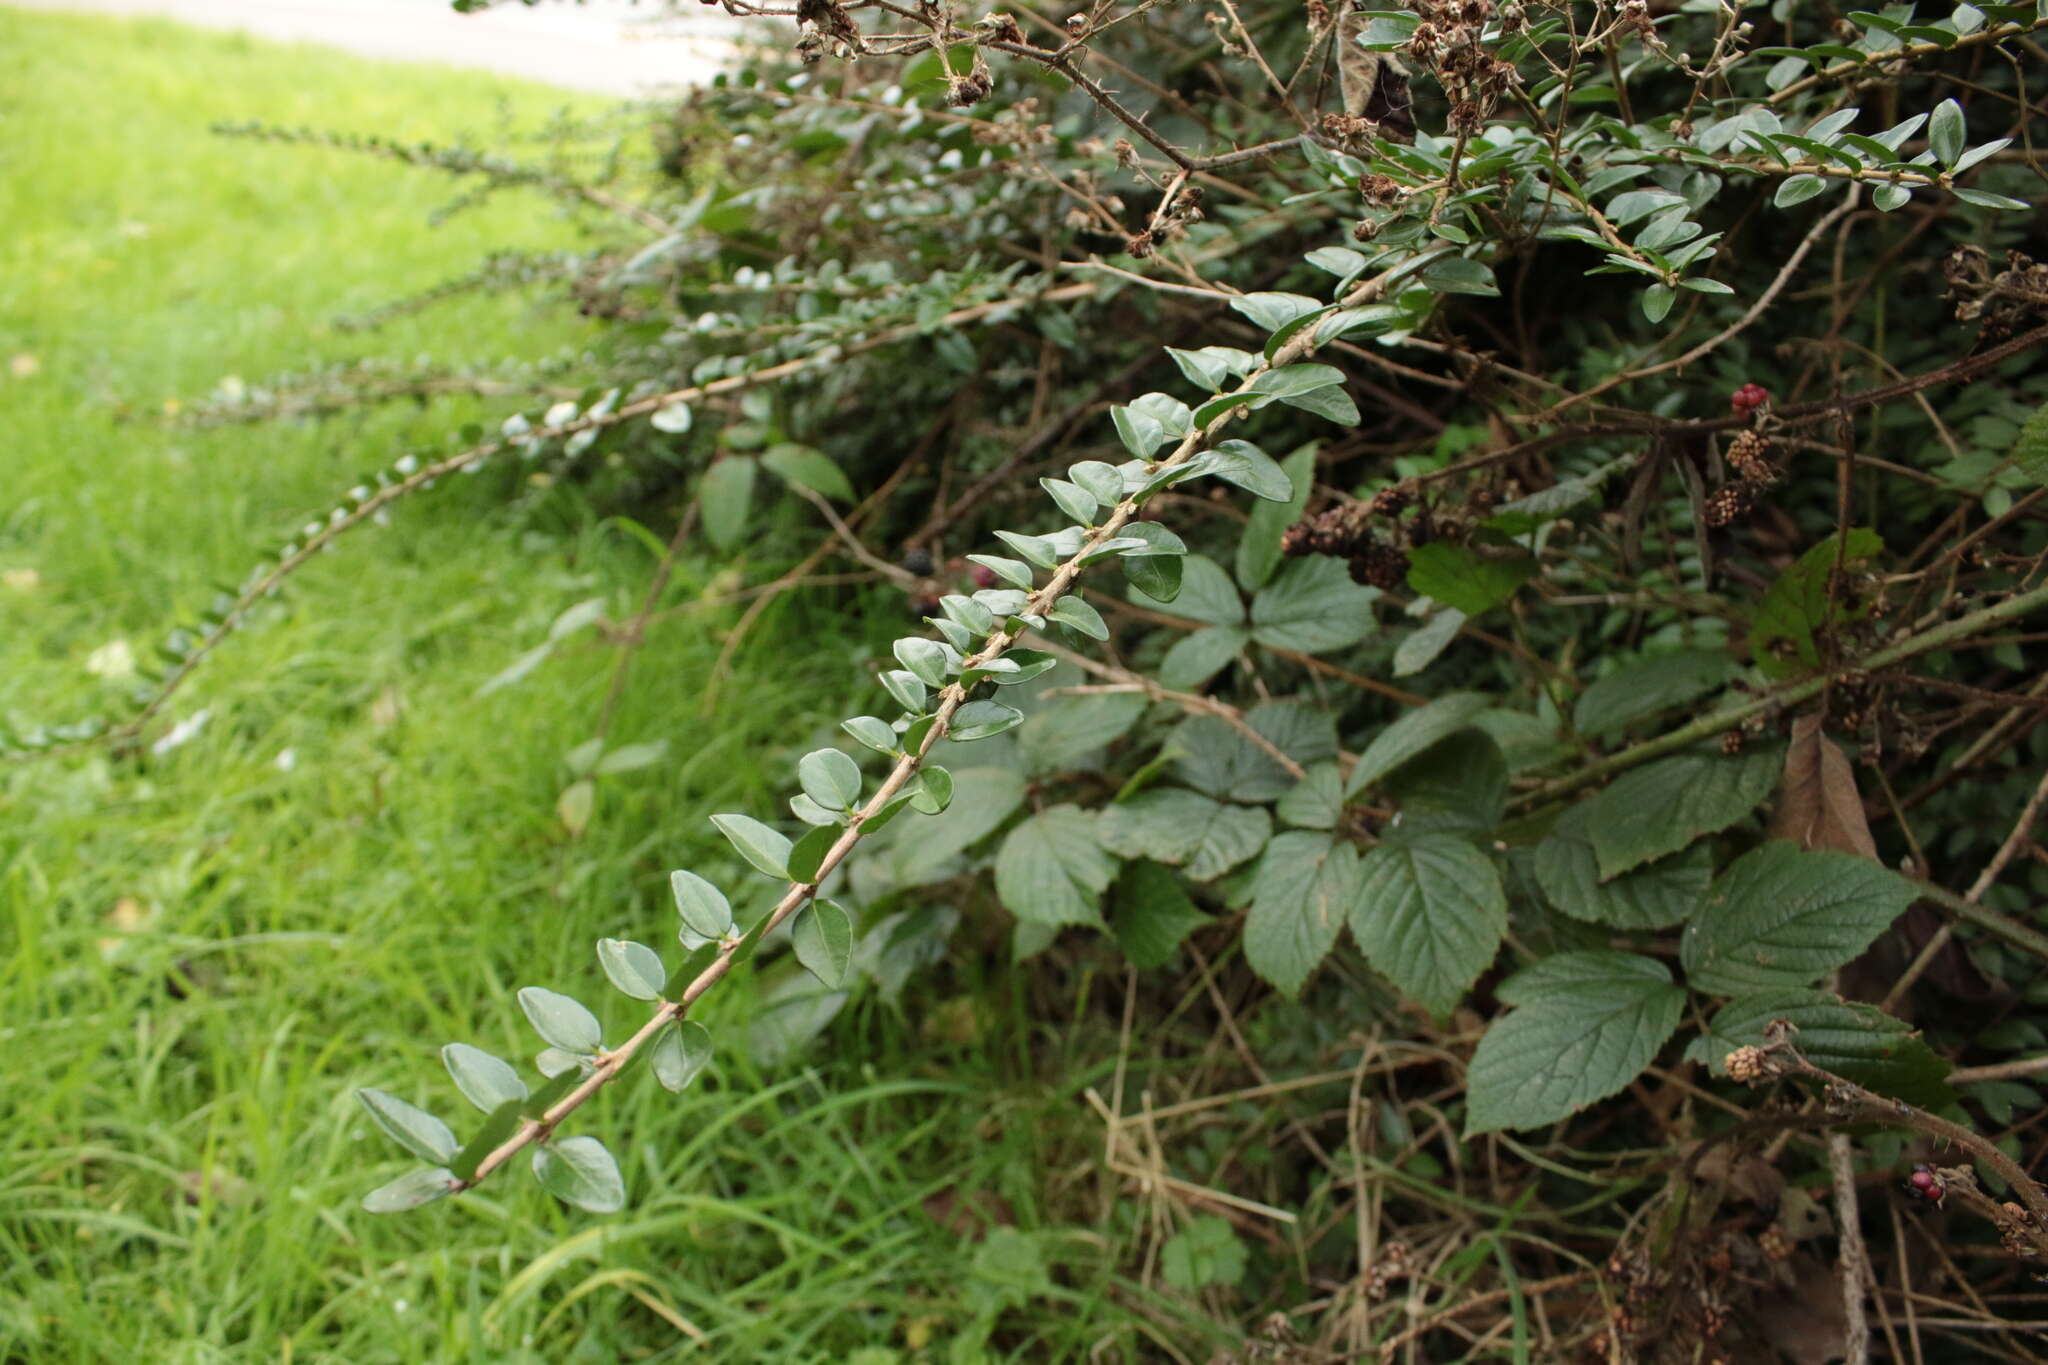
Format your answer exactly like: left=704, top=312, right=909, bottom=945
left=1704, top=483, right=1755, bottom=528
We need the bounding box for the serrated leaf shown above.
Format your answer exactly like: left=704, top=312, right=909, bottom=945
left=1171, top=701, right=1337, bottom=804
left=361, top=1167, right=459, bottom=1213
left=1393, top=607, right=1465, bottom=676
left=1096, top=787, right=1272, bottom=880
left=1690, top=989, right=1953, bottom=1105
left=1535, top=804, right=1711, bottom=930
left=650, top=1019, right=713, bottom=1093
left=670, top=869, right=734, bottom=939
left=1276, top=761, right=1344, bottom=830
left=1017, top=691, right=1146, bottom=775
left=761, top=443, right=854, bottom=501
left=1405, top=543, right=1536, bottom=614
left=532, top=1135, right=625, bottom=1213
left=711, top=812, right=793, bottom=879
left=699, top=459, right=756, bottom=552
left=596, top=938, right=668, bottom=1001
left=441, top=1043, right=528, bottom=1113
left=1237, top=447, right=1316, bottom=592
left=1750, top=530, right=1884, bottom=678
left=1385, top=730, right=1505, bottom=836
left=1111, top=860, right=1209, bottom=969
left=1583, top=749, right=1781, bottom=879
left=1131, top=554, right=1244, bottom=627
left=1465, top=952, right=1684, bottom=1135
left=995, top=806, right=1116, bottom=927
left=1681, top=841, right=1917, bottom=994
left=1246, top=832, right=1360, bottom=997
left=1575, top=650, right=1738, bottom=737
left=1350, top=835, right=1506, bottom=1016
left=1345, top=692, right=1491, bottom=797
left=792, top=900, right=854, bottom=987
left=1160, top=626, right=1247, bottom=690
left=798, top=748, right=863, bottom=810
left=357, top=1089, right=459, bottom=1164
left=517, top=987, right=603, bottom=1054
left=1250, top=556, right=1377, bottom=653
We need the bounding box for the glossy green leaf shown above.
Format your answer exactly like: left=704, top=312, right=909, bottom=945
left=710, top=812, right=793, bottom=879
left=761, top=443, right=854, bottom=501
left=517, top=987, right=603, bottom=1054
left=361, top=1167, right=458, bottom=1213
left=792, top=899, right=854, bottom=987
left=441, top=1043, right=528, bottom=1113
left=650, top=1019, right=714, bottom=1093
left=596, top=938, right=667, bottom=1000
left=670, top=869, right=735, bottom=939
left=532, top=1135, right=625, bottom=1213
left=357, top=1088, right=459, bottom=1164
left=798, top=747, right=863, bottom=810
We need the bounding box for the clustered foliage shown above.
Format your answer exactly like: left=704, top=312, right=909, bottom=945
left=21, top=0, right=2048, bottom=1353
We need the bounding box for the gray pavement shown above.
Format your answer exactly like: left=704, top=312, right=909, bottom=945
left=8, top=0, right=761, bottom=95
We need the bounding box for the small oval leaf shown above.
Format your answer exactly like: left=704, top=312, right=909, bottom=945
left=517, top=987, right=603, bottom=1054
left=596, top=938, right=667, bottom=1000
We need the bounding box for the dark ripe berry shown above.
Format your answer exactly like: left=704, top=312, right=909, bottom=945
left=902, top=548, right=934, bottom=577
left=910, top=595, right=941, bottom=620
left=970, top=563, right=999, bottom=589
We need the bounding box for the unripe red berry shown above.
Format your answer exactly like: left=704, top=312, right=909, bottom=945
left=970, top=562, right=999, bottom=589
left=1910, top=1169, right=1936, bottom=1192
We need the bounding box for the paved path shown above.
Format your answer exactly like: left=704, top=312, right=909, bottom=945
left=8, top=0, right=756, bottom=94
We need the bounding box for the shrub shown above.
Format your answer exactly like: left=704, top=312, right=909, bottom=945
left=23, top=0, right=2048, bottom=1352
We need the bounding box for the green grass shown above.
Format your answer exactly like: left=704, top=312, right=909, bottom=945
left=0, top=11, right=1206, bottom=1361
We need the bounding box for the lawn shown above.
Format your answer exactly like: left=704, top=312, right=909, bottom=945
left=0, top=11, right=1182, bottom=1361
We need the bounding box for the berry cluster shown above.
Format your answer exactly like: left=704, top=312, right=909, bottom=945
left=1906, top=1164, right=1947, bottom=1207
left=1280, top=496, right=1413, bottom=589
left=1729, top=382, right=1770, bottom=415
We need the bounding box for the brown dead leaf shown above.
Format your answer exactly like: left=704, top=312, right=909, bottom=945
left=1770, top=713, right=1877, bottom=859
